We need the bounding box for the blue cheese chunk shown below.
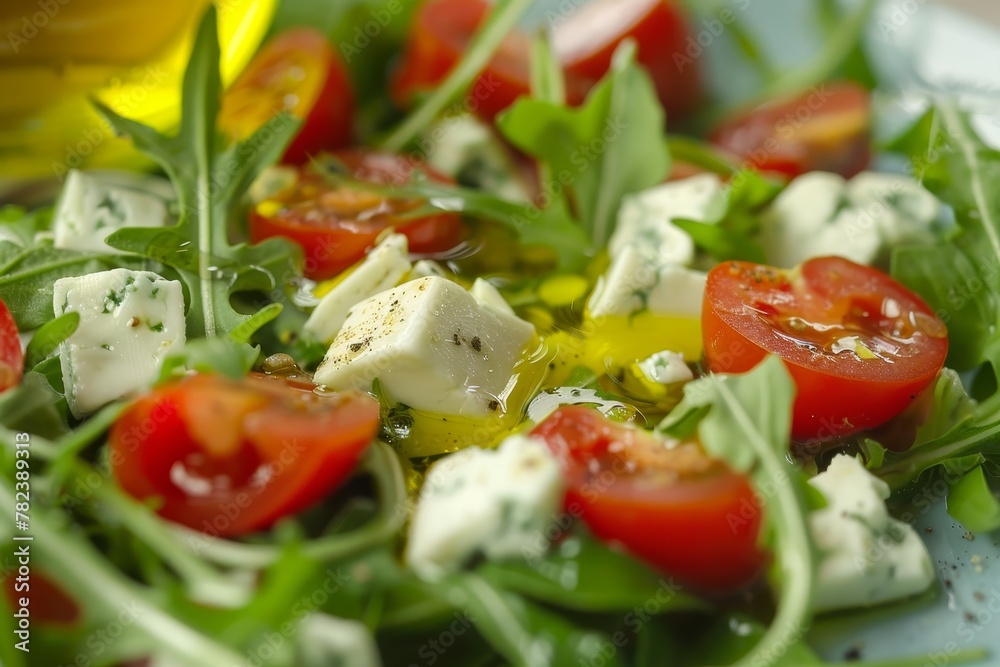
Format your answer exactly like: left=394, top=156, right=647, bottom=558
left=407, top=434, right=565, bottom=576
left=809, top=455, right=935, bottom=613
left=54, top=268, right=185, bottom=417
left=52, top=170, right=172, bottom=254
left=304, top=234, right=412, bottom=343
left=609, top=174, right=723, bottom=265
left=762, top=171, right=939, bottom=268
left=313, top=276, right=535, bottom=417
left=587, top=244, right=707, bottom=318
left=636, top=350, right=693, bottom=385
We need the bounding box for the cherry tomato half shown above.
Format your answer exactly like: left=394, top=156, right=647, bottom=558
left=555, top=0, right=702, bottom=121
left=109, top=373, right=379, bottom=537
left=391, top=0, right=701, bottom=123
left=710, top=81, right=871, bottom=179
left=0, top=298, right=22, bottom=393
left=3, top=570, right=80, bottom=627
left=532, top=406, right=765, bottom=592
left=220, top=28, right=355, bottom=165
left=702, top=257, right=948, bottom=441
left=249, top=149, right=464, bottom=280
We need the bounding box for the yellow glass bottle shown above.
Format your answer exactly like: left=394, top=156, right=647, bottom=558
left=0, top=0, right=276, bottom=180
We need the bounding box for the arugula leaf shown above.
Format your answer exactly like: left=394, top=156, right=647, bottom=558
left=0, top=242, right=147, bottom=330
left=659, top=356, right=816, bottom=667
left=157, top=337, right=260, bottom=383
left=23, top=311, right=78, bottom=369
left=890, top=102, right=1000, bottom=373
left=498, top=41, right=670, bottom=250
left=672, top=170, right=782, bottom=263
left=947, top=465, right=1000, bottom=533
left=93, top=6, right=302, bottom=339
left=0, top=205, right=49, bottom=246
left=445, top=574, right=625, bottom=667
left=477, top=530, right=706, bottom=613
left=0, top=370, right=69, bottom=439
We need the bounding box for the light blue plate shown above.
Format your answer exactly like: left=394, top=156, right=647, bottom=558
left=526, top=0, right=1000, bottom=663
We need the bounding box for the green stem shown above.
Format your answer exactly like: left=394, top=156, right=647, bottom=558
left=712, top=378, right=816, bottom=667
left=0, top=480, right=245, bottom=667
left=379, top=0, right=533, bottom=152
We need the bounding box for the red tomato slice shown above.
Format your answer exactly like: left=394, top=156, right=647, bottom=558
left=390, top=0, right=544, bottom=123
left=391, top=0, right=701, bottom=123
left=0, top=299, right=22, bottom=393
left=702, top=257, right=948, bottom=441
left=109, top=373, right=379, bottom=537
left=219, top=28, right=355, bottom=165
left=3, top=570, right=80, bottom=627
left=532, top=406, right=765, bottom=592
left=709, top=81, right=871, bottom=179
left=249, top=149, right=464, bottom=280
left=555, top=0, right=702, bottom=121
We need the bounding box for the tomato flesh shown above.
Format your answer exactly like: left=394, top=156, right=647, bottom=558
left=392, top=0, right=701, bottom=123
left=249, top=149, right=464, bottom=280
left=220, top=28, right=355, bottom=164
left=0, top=299, right=22, bottom=393
left=710, top=81, right=871, bottom=179
left=110, top=373, right=379, bottom=537
left=532, top=406, right=764, bottom=592
left=702, top=257, right=948, bottom=441
left=555, top=0, right=702, bottom=121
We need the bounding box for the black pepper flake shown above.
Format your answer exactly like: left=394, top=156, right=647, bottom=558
left=974, top=591, right=986, bottom=602
left=452, top=333, right=461, bottom=345
left=964, top=611, right=978, bottom=624
left=844, top=645, right=863, bottom=662
left=349, top=337, right=372, bottom=353
left=471, top=336, right=482, bottom=352
left=487, top=399, right=499, bottom=411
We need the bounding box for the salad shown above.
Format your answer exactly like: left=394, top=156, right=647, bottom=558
left=2, top=0, right=1000, bottom=665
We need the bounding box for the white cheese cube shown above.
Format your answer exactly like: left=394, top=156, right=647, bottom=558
left=54, top=268, right=185, bottom=417
left=52, top=170, right=171, bottom=254
left=469, top=277, right=516, bottom=317
left=809, top=455, right=935, bottom=613
left=761, top=171, right=939, bottom=268
left=609, top=174, right=723, bottom=265
left=636, top=350, right=693, bottom=385
left=407, top=434, right=565, bottom=576
left=587, top=244, right=706, bottom=318
left=304, top=234, right=412, bottom=343
left=314, top=276, right=535, bottom=417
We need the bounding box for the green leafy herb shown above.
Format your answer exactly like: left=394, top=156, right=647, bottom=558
left=890, top=102, right=1000, bottom=374
left=157, top=337, right=260, bottom=384
left=94, top=6, right=302, bottom=339
left=947, top=465, right=1000, bottom=533
left=23, top=311, right=78, bottom=370
left=659, top=356, right=816, bottom=667
left=498, top=41, right=670, bottom=250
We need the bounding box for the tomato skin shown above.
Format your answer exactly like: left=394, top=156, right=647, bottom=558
left=248, top=149, right=463, bottom=279
left=532, top=406, right=765, bottom=592
left=556, top=0, right=702, bottom=121
left=3, top=570, right=80, bottom=627
left=709, top=81, right=871, bottom=179
left=702, top=257, right=948, bottom=441
left=109, top=374, right=379, bottom=537
left=220, top=28, right=355, bottom=164
left=0, top=299, right=22, bottom=393
left=390, top=0, right=539, bottom=122
left=392, top=0, right=701, bottom=123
